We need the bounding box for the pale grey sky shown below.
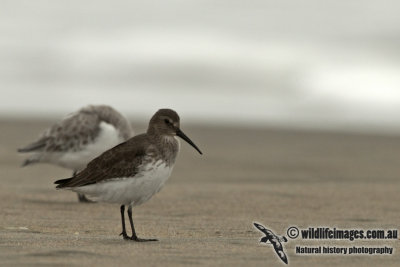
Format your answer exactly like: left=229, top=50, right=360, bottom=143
left=1, top=0, right=400, bottom=133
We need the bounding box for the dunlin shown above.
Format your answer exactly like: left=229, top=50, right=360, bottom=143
left=55, top=109, right=202, bottom=241
left=19, top=105, right=133, bottom=202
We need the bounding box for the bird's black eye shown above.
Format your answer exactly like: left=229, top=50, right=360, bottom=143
left=164, top=119, right=170, bottom=124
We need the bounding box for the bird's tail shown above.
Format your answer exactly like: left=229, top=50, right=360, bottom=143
left=54, top=177, right=73, bottom=189
left=18, top=140, right=46, bottom=167
left=21, top=158, right=36, bottom=167
left=20, top=155, right=41, bottom=167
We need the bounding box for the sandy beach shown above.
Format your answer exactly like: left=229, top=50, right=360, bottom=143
left=1, top=119, right=399, bottom=266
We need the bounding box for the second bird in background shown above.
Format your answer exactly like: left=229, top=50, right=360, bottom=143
left=18, top=104, right=134, bottom=202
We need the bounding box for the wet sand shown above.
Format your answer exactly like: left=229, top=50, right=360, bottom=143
left=0, top=119, right=399, bottom=266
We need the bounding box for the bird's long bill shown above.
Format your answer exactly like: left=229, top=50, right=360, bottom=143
left=176, top=128, right=203, bottom=155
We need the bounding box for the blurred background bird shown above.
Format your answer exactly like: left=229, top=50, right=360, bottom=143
left=18, top=104, right=134, bottom=202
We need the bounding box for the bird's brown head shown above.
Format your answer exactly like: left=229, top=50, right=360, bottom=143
left=148, top=109, right=202, bottom=154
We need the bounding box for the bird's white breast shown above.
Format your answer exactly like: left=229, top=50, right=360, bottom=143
left=73, top=160, right=173, bottom=206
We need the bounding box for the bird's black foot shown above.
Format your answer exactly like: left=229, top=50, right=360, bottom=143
left=77, top=193, right=95, bottom=203
left=120, top=233, right=158, bottom=242
left=120, top=232, right=131, bottom=240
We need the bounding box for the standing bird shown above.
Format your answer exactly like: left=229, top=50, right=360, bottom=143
left=253, top=222, right=288, bottom=264
left=18, top=105, right=133, bottom=202
left=54, top=109, right=202, bottom=241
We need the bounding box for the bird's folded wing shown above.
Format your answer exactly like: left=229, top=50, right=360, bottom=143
left=57, top=134, right=149, bottom=188
left=21, top=110, right=101, bottom=153
left=45, top=111, right=101, bottom=152
left=18, top=138, right=48, bottom=153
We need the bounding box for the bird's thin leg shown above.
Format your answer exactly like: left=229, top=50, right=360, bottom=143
left=73, top=170, right=94, bottom=203
left=127, top=205, right=158, bottom=242
left=119, top=205, right=129, bottom=239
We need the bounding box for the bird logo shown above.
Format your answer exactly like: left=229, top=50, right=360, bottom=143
left=253, top=222, right=289, bottom=264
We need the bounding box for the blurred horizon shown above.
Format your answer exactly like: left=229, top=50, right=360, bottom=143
left=1, top=0, right=400, bottom=134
